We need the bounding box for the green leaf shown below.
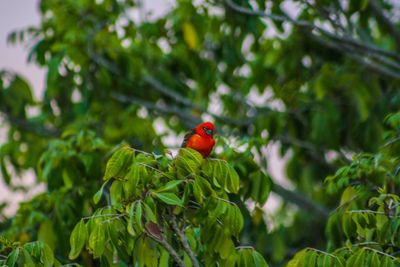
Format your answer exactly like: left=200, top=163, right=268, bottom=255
left=143, top=202, right=157, bottom=223
left=175, top=148, right=204, bottom=176
left=110, top=180, right=124, bottom=206
left=155, top=180, right=184, bottom=192
left=287, top=249, right=307, bottom=267
left=123, top=163, right=145, bottom=197
left=252, top=250, right=269, bottom=267
left=128, top=202, right=136, bottom=236
left=41, top=243, right=54, bottom=267
left=346, top=249, right=364, bottom=267
left=153, top=192, right=183, bottom=207
left=237, top=248, right=253, bottom=267
left=93, top=180, right=108, bottom=204
left=321, top=254, right=333, bottom=267
left=23, top=247, right=36, bottom=267
left=38, top=220, right=56, bottom=250
left=6, top=248, right=20, bottom=267
left=0, top=157, right=11, bottom=185
left=69, top=219, right=88, bottom=260
left=103, top=145, right=133, bottom=180
left=227, top=165, right=240, bottom=193
left=159, top=248, right=170, bottom=267
left=192, top=180, right=204, bottom=204
left=249, top=172, right=271, bottom=205
left=370, top=252, right=380, bottom=267
left=231, top=204, right=244, bottom=238
left=135, top=201, right=143, bottom=233
left=303, top=250, right=317, bottom=267
left=88, top=221, right=106, bottom=258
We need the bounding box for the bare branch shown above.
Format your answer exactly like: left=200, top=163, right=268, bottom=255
left=223, top=0, right=400, bottom=62
left=110, top=92, right=200, bottom=127
left=273, top=183, right=330, bottom=219
left=170, top=215, right=200, bottom=267
left=369, top=0, right=400, bottom=48
left=0, top=107, right=59, bottom=137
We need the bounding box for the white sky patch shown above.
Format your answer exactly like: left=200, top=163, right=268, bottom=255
left=248, top=86, right=286, bottom=112
left=137, top=107, right=148, bottom=118
left=121, top=37, right=132, bottom=48
left=71, top=88, right=82, bottom=103
left=157, top=37, right=171, bottom=53
left=26, top=105, right=41, bottom=118
left=153, top=117, right=181, bottom=155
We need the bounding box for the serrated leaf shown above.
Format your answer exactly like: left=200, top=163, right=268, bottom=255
left=153, top=192, right=183, bottom=207
left=69, top=219, right=87, bottom=260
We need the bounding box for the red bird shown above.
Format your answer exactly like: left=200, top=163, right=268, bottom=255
left=181, top=122, right=215, bottom=158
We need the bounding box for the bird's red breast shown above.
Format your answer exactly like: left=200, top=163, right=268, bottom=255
left=181, top=122, right=215, bottom=158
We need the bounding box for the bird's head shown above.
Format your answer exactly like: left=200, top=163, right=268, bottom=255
left=195, top=122, right=215, bottom=138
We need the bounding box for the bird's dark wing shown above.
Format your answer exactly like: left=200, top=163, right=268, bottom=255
left=181, top=128, right=196, bottom=147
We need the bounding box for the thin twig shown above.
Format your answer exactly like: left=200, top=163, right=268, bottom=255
left=347, top=209, right=385, bottom=215
left=170, top=215, right=200, bottom=267
left=146, top=229, right=186, bottom=267
left=363, top=247, right=397, bottom=260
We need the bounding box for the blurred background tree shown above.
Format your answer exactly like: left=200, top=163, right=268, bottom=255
left=1, top=0, right=400, bottom=266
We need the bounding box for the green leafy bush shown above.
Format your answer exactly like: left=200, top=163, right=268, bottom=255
left=67, top=146, right=268, bottom=266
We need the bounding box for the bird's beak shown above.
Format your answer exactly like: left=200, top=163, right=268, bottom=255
left=206, top=129, right=213, bottom=136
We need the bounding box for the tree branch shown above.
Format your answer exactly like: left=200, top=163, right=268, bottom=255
left=170, top=215, right=200, bottom=267
left=0, top=108, right=59, bottom=137
left=223, top=0, right=400, bottom=62
left=272, top=182, right=330, bottom=219
left=145, top=224, right=186, bottom=267
left=369, top=0, right=400, bottom=48
left=110, top=92, right=200, bottom=127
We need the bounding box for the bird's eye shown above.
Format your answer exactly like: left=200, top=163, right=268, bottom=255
left=204, top=128, right=213, bottom=136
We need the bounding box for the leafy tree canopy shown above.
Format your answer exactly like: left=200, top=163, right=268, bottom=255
left=1, top=0, right=400, bottom=266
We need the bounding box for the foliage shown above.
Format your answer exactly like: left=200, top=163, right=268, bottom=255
left=1, top=0, right=400, bottom=266
left=287, top=113, right=400, bottom=266
left=68, top=146, right=267, bottom=266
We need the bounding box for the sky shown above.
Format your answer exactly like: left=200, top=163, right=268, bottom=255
left=0, top=0, right=45, bottom=98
